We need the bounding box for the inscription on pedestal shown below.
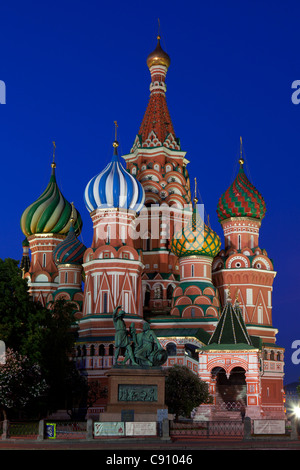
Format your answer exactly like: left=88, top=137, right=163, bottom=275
left=118, top=384, right=157, bottom=402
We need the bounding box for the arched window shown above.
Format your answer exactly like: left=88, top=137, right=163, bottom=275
left=109, top=344, right=114, bottom=356
left=277, top=352, right=281, bottom=361
left=144, top=285, right=151, bottom=307
left=167, top=284, right=174, bottom=300
left=99, top=344, right=105, bottom=356
left=107, top=225, right=111, bottom=243
left=154, top=285, right=163, bottom=299
left=90, top=345, right=95, bottom=356
left=166, top=343, right=177, bottom=356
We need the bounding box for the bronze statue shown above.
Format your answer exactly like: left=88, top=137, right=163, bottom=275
left=113, top=306, right=138, bottom=365
left=112, top=306, right=168, bottom=367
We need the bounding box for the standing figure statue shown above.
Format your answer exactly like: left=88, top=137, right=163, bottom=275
left=113, top=306, right=138, bottom=365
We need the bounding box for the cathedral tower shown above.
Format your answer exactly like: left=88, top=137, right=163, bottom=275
left=20, top=144, right=82, bottom=306
left=212, top=140, right=277, bottom=343
left=122, top=36, right=192, bottom=313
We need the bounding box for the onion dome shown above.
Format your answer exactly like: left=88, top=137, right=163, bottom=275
left=20, top=155, right=82, bottom=237
left=217, top=161, right=266, bottom=222
left=146, top=35, right=171, bottom=69
left=20, top=237, right=30, bottom=275
left=171, top=204, right=221, bottom=258
left=84, top=140, right=145, bottom=214
left=53, top=222, right=86, bottom=266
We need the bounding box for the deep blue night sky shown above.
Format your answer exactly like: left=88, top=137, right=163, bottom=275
left=1, top=0, right=299, bottom=384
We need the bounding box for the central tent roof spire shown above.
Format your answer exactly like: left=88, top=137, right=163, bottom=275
left=131, top=29, right=180, bottom=152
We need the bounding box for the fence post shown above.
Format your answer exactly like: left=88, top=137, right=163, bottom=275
left=243, top=417, right=252, bottom=440
left=161, top=419, right=170, bottom=440
left=37, top=419, right=45, bottom=441
left=1, top=420, right=9, bottom=439
left=86, top=419, right=93, bottom=440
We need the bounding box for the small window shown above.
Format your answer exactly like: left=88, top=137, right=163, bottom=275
left=103, top=292, right=108, bottom=313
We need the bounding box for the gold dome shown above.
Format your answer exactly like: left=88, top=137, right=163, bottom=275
left=146, top=36, right=171, bottom=69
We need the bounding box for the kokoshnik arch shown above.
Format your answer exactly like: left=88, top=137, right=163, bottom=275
left=20, top=34, right=285, bottom=421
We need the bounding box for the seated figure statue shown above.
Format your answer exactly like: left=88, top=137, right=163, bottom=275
left=130, top=322, right=168, bottom=367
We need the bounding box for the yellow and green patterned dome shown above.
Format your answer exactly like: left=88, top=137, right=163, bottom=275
left=171, top=205, right=221, bottom=258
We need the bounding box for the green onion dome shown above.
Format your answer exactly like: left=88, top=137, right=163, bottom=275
left=53, top=224, right=86, bottom=265
left=171, top=204, right=221, bottom=258
left=217, top=165, right=266, bottom=222
left=20, top=165, right=82, bottom=237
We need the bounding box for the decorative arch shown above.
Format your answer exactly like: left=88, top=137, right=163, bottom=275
left=173, top=286, right=183, bottom=297
left=226, top=255, right=249, bottom=269
left=203, top=286, right=216, bottom=296
left=94, top=245, right=117, bottom=259
left=182, top=305, right=204, bottom=318
left=175, top=296, right=192, bottom=306
left=252, top=256, right=272, bottom=271
left=194, top=295, right=211, bottom=305
left=33, top=272, right=51, bottom=283
left=184, top=285, right=202, bottom=296
left=205, top=306, right=218, bottom=317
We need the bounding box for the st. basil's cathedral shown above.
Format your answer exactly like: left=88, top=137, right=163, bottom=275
left=20, top=35, right=285, bottom=421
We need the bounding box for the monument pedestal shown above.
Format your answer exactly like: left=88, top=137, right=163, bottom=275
left=99, top=366, right=168, bottom=422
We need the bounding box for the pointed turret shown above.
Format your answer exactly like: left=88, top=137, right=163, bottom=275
left=206, top=289, right=253, bottom=348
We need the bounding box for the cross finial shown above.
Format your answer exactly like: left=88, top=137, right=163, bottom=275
left=194, top=177, right=198, bottom=203
left=51, top=141, right=56, bottom=168
left=70, top=202, right=76, bottom=226
left=113, top=121, right=119, bottom=148
left=157, top=18, right=161, bottom=40
left=239, top=136, right=244, bottom=168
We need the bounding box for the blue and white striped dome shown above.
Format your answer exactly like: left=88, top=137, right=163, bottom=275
left=84, top=144, right=145, bottom=214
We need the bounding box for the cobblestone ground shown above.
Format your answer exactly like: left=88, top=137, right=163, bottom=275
left=0, top=437, right=299, bottom=451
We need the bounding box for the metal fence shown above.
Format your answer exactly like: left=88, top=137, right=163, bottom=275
left=6, top=421, right=39, bottom=439
left=170, top=420, right=244, bottom=439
